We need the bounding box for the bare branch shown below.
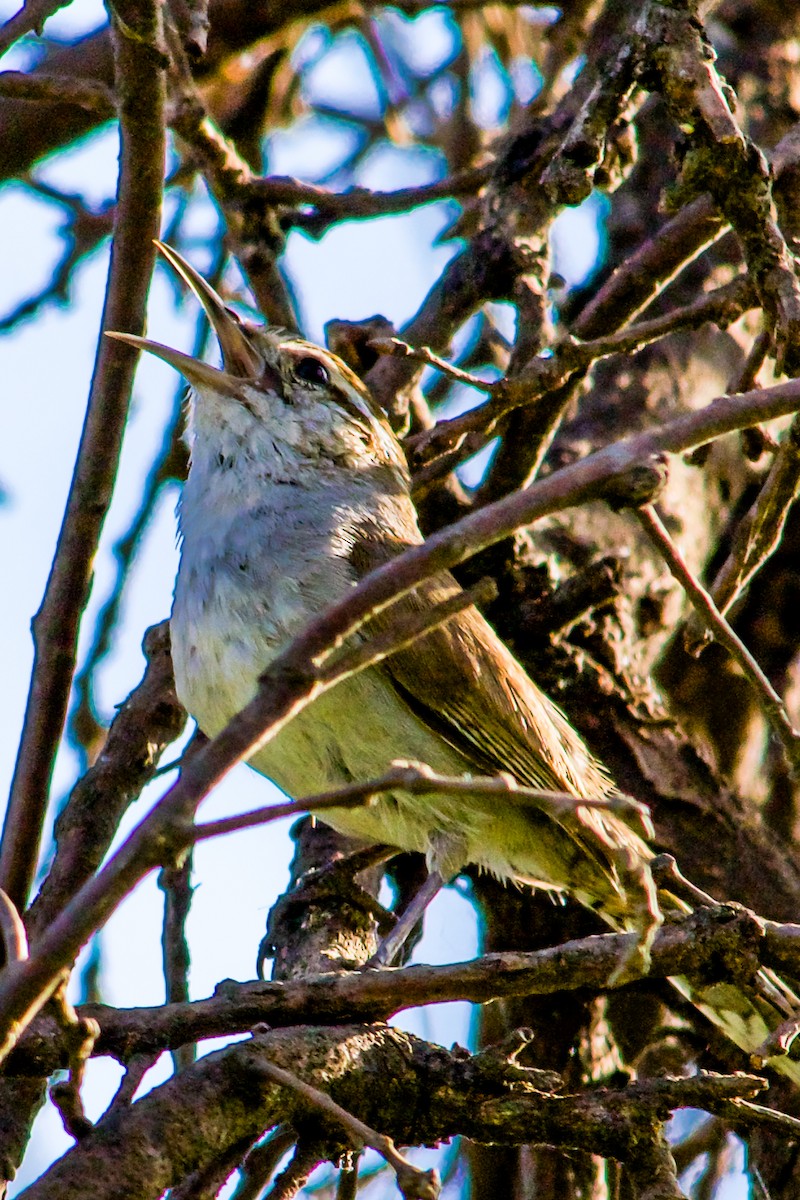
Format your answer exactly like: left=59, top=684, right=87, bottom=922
left=636, top=505, right=800, bottom=773
left=280, top=165, right=491, bottom=235
left=231, top=1127, right=297, bottom=1200
left=685, top=415, right=800, bottom=652
left=11, top=905, right=799, bottom=1075
left=641, top=0, right=800, bottom=374
left=10, top=1024, right=773, bottom=1200
left=164, top=18, right=296, bottom=328
left=26, top=622, right=187, bottom=943
left=159, top=852, right=195, bottom=1073
left=256, top=1059, right=440, bottom=1200
left=573, top=195, right=727, bottom=339
left=0, top=0, right=72, bottom=59
left=0, top=71, right=115, bottom=116
left=262, top=1139, right=324, bottom=1200
left=406, top=275, right=757, bottom=480
left=192, top=761, right=651, bottom=845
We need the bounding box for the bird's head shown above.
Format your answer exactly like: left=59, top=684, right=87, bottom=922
left=107, top=242, right=406, bottom=478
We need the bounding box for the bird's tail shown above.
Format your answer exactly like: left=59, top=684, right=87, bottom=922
left=549, top=800, right=800, bottom=1086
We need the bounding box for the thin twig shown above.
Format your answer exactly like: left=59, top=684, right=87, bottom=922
left=718, top=1098, right=800, bottom=1137
left=636, top=505, right=800, bottom=773
left=317, top=576, right=497, bottom=675
left=263, top=1139, right=323, bottom=1200
left=406, top=276, right=757, bottom=474
left=15, top=910, right=800, bottom=1075
left=164, top=20, right=297, bottom=329
left=369, top=336, right=497, bottom=393
left=0, top=0, right=71, bottom=57
left=192, top=761, right=651, bottom=845
left=159, top=852, right=195, bottom=1072
left=192, top=784, right=379, bottom=843
left=0, top=184, right=115, bottom=335
left=685, top=412, right=800, bottom=653
left=0, top=70, right=116, bottom=115
left=257, top=164, right=491, bottom=223
left=231, top=1126, right=298, bottom=1200
left=256, top=1059, right=440, bottom=1200
left=106, top=1052, right=160, bottom=1115
left=574, top=196, right=726, bottom=340
left=649, top=855, right=720, bottom=909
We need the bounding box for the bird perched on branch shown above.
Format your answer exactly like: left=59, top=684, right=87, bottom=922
left=109, top=244, right=800, bottom=1083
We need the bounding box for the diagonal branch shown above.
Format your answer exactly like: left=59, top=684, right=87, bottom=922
left=0, top=0, right=72, bottom=58
left=9, top=1024, right=774, bottom=1200
left=636, top=504, right=800, bottom=773
left=256, top=1059, right=440, bottom=1200
left=26, top=622, right=186, bottom=943
left=685, top=414, right=800, bottom=651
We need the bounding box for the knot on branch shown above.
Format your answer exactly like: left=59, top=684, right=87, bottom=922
left=683, top=904, right=765, bottom=992
left=597, top=455, right=670, bottom=510
left=238, top=203, right=286, bottom=261
left=465, top=228, right=523, bottom=304
left=326, top=316, right=397, bottom=379
left=260, top=844, right=393, bottom=977
left=457, top=1029, right=562, bottom=1095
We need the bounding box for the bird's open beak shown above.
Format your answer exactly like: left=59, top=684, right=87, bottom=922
left=106, top=241, right=262, bottom=394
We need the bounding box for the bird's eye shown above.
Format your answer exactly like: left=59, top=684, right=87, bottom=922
left=295, top=356, right=330, bottom=386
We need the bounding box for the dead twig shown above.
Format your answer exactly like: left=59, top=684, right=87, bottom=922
left=256, top=1058, right=440, bottom=1200
left=192, top=760, right=651, bottom=845
left=636, top=505, right=800, bottom=774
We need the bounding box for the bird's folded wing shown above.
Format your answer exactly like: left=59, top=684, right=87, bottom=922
left=348, top=525, right=653, bottom=878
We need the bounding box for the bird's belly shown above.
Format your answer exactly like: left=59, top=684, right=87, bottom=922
left=172, top=579, right=463, bottom=821
left=170, top=570, right=628, bottom=910
left=173, top=590, right=521, bottom=871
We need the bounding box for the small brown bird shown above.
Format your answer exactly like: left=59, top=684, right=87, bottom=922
left=110, top=242, right=659, bottom=965
left=109, top=245, right=800, bottom=1085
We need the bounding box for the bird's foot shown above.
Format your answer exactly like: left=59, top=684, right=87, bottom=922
left=366, top=870, right=445, bottom=968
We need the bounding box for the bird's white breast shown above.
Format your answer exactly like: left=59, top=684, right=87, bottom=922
left=173, top=458, right=357, bottom=730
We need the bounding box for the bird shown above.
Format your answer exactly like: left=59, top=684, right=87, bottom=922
left=108, top=242, right=660, bottom=969
left=108, top=245, right=800, bottom=1085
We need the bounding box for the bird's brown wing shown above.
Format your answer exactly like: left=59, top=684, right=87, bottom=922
left=349, top=523, right=610, bottom=797
left=348, top=523, right=657, bottom=927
